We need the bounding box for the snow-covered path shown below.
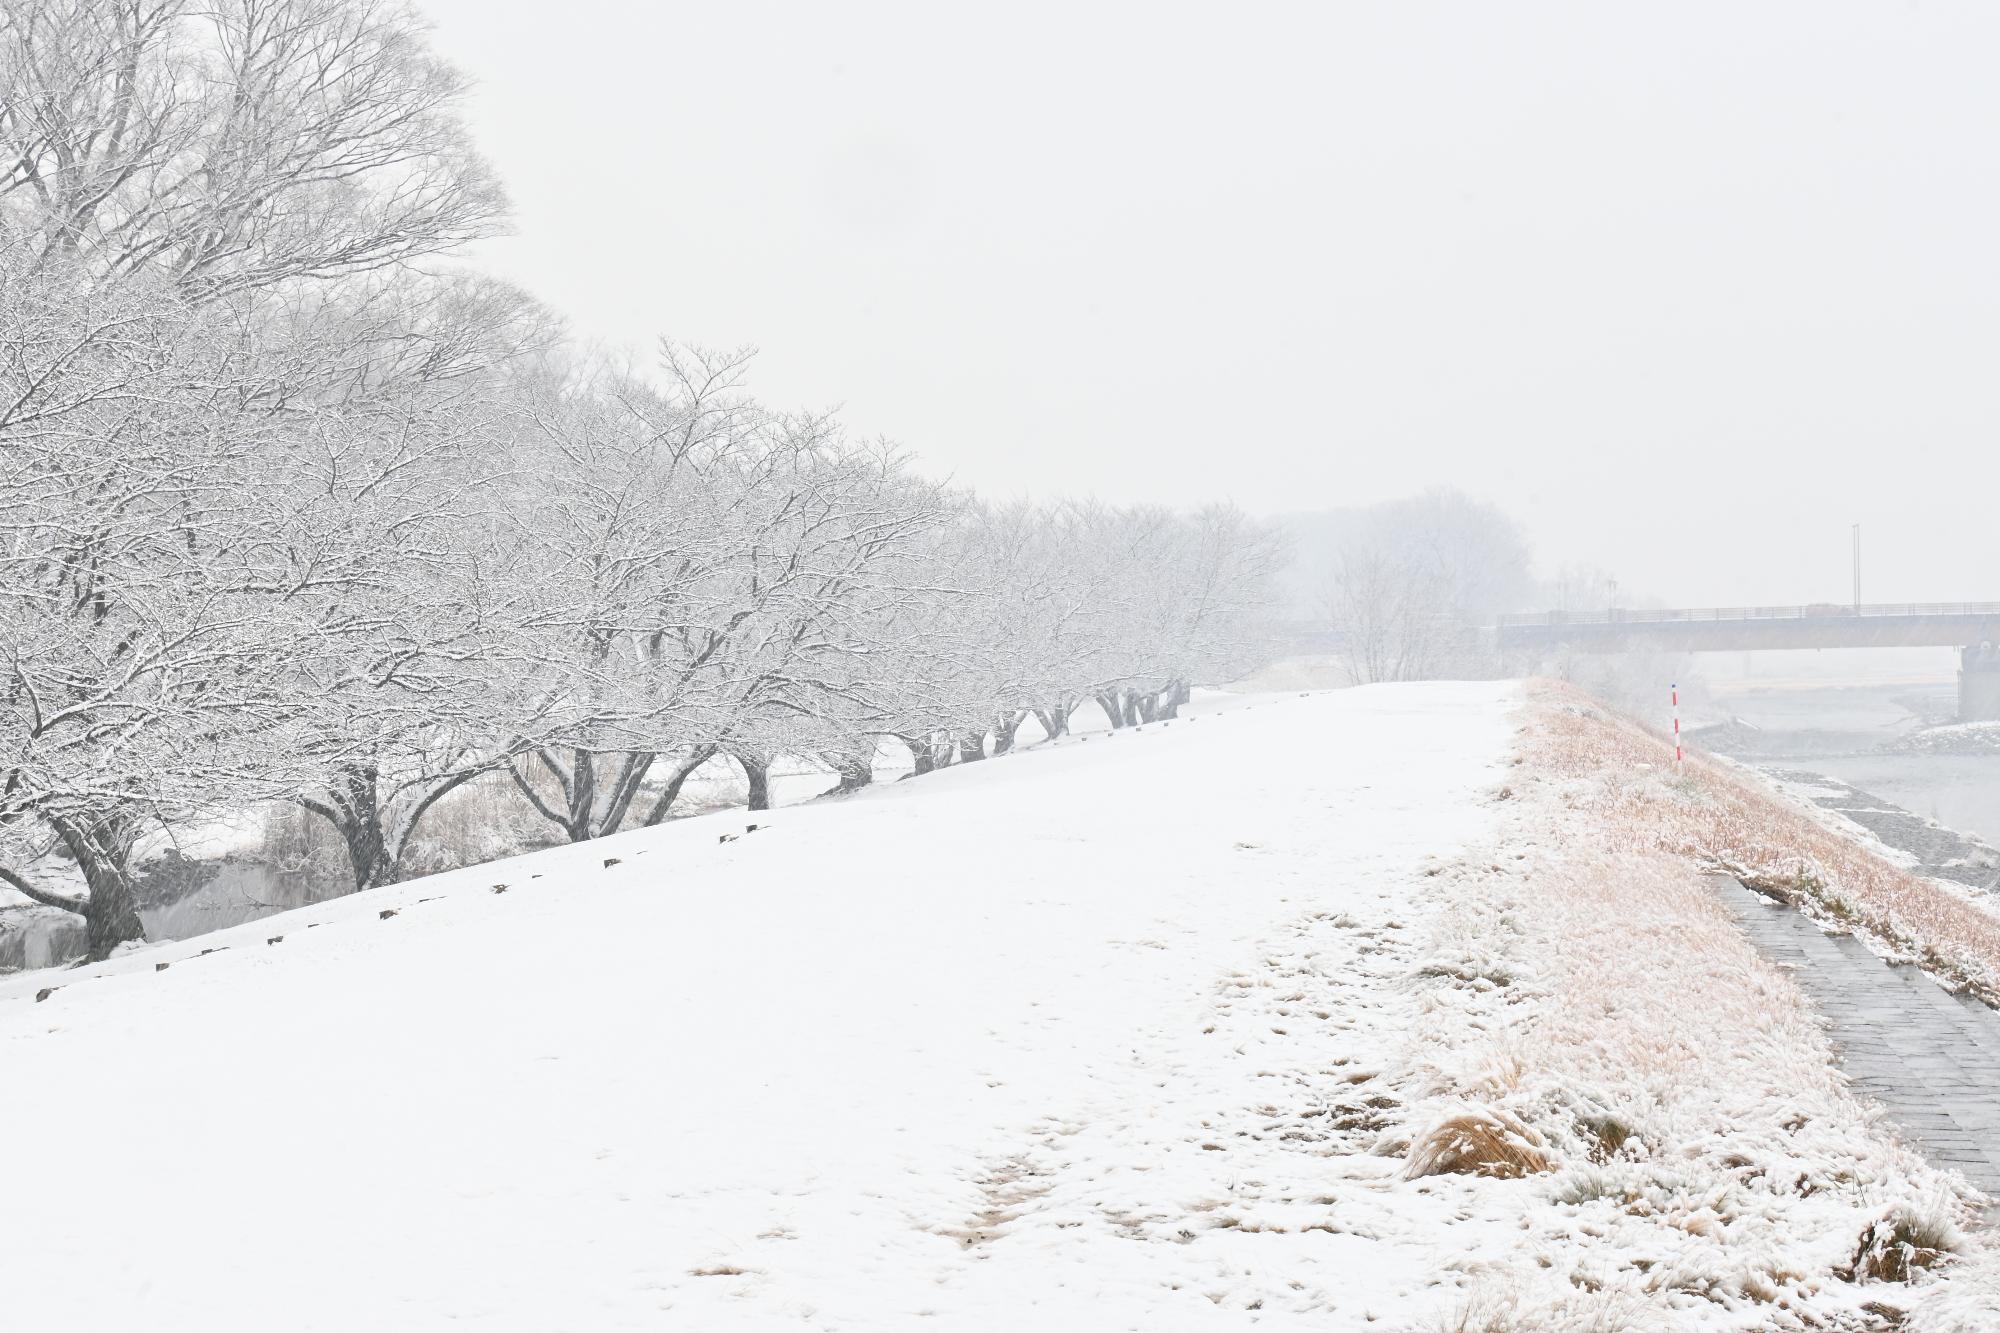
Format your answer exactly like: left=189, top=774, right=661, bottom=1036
left=1720, top=877, right=2000, bottom=1198
left=1, top=685, right=1514, bottom=1331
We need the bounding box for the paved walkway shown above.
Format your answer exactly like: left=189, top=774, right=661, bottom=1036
left=1717, top=877, right=2000, bottom=1198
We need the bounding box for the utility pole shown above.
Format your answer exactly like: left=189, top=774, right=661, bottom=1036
left=1852, top=523, right=1861, bottom=611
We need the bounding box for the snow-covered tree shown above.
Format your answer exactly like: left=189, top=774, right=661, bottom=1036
left=1313, top=489, right=1532, bottom=684
left=0, top=0, right=508, bottom=951
left=490, top=344, right=945, bottom=834
left=275, top=273, right=556, bottom=890
left=0, top=251, right=326, bottom=955
left=0, top=0, right=502, bottom=298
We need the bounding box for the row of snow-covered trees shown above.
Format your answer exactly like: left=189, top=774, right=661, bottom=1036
left=0, top=0, right=1283, bottom=958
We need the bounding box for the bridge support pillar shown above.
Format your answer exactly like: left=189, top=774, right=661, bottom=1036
left=1959, top=646, right=2000, bottom=722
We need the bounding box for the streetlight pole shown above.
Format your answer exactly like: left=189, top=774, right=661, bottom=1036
left=1852, top=524, right=1861, bottom=612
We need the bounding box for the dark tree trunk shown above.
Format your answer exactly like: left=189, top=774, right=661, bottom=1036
left=598, top=750, right=659, bottom=835
left=1121, top=690, right=1143, bottom=727
left=1159, top=679, right=1190, bottom=718
left=830, top=754, right=874, bottom=793
left=48, top=815, right=146, bottom=961
left=507, top=747, right=598, bottom=843
left=564, top=750, right=598, bottom=841
left=899, top=735, right=936, bottom=775
left=319, top=763, right=386, bottom=891
left=1096, top=692, right=1129, bottom=729
left=1136, top=692, right=1159, bottom=723
left=992, top=712, right=1023, bottom=754
left=1033, top=704, right=1069, bottom=740
left=957, top=732, right=985, bottom=764
left=81, top=866, right=144, bottom=961
left=639, top=747, right=717, bottom=826
left=306, top=761, right=489, bottom=890
left=339, top=811, right=386, bottom=893
left=738, top=753, right=771, bottom=811
left=384, top=768, right=486, bottom=882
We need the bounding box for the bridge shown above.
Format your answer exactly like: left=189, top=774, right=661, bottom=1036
left=1495, top=602, right=2000, bottom=721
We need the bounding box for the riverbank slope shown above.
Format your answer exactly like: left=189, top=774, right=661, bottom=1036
left=3, top=683, right=1994, bottom=1329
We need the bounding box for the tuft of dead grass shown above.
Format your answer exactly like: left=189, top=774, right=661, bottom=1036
left=1429, top=1286, right=1639, bottom=1332
left=1844, top=1201, right=1961, bottom=1284
left=1577, top=1112, right=1634, bottom=1163
left=1404, top=1104, right=1553, bottom=1180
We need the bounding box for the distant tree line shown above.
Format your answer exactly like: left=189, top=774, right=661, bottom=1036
left=1283, top=490, right=1534, bottom=683
left=1286, top=493, right=1683, bottom=706
left=0, top=0, right=1284, bottom=958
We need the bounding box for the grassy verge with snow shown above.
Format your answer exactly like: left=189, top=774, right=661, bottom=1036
left=1399, top=682, right=2000, bottom=1328
left=1531, top=681, right=2000, bottom=1002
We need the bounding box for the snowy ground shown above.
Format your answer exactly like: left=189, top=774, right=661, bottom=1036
left=6, top=683, right=1998, bottom=1329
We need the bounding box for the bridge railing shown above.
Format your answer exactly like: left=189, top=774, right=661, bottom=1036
left=1497, top=602, right=2000, bottom=629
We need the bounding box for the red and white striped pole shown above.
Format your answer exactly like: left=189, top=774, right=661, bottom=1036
left=1672, top=682, right=1683, bottom=769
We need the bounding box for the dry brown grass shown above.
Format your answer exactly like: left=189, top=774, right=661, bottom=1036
left=1389, top=685, right=1995, bottom=1323
left=1404, top=1105, right=1553, bottom=1180
left=1525, top=680, right=2000, bottom=1002
left=1430, top=1291, right=1638, bottom=1333
left=1844, top=1202, right=1961, bottom=1284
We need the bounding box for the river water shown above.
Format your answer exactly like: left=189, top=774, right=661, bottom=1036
left=1695, top=681, right=2000, bottom=870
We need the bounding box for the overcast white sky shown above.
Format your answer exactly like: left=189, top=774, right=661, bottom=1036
left=415, top=0, right=1998, bottom=607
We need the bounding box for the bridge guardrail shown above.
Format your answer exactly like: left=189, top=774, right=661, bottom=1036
left=1497, top=602, right=2000, bottom=629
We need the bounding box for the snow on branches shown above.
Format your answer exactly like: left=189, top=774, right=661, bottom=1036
left=0, top=2, right=1284, bottom=956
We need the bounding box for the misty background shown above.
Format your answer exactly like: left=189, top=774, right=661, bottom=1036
left=420, top=0, right=1998, bottom=607
left=408, top=0, right=2000, bottom=901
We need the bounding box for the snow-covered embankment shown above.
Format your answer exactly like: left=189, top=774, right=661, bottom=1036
left=7, top=682, right=1998, bottom=1329
left=2, top=685, right=1510, bottom=1329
